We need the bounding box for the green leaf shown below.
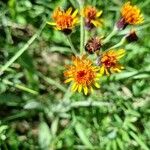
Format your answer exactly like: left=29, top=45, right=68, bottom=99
left=0, top=125, right=8, bottom=134
left=116, top=138, right=124, bottom=150
left=112, top=140, right=117, bottom=150
left=106, top=142, right=112, bottom=150
left=129, top=131, right=149, bottom=150
left=121, top=130, right=130, bottom=142
left=74, top=122, right=93, bottom=149
left=38, top=122, right=52, bottom=150
left=24, top=101, right=42, bottom=110
left=51, top=117, right=59, bottom=137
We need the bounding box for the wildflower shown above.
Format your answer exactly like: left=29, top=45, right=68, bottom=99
left=85, top=37, right=102, bottom=54
left=98, top=49, right=125, bottom=75
left=126, top=30, right=138, bottom=43
left=47, top=7, right=78, bottom=34
left=117, top=2, right=143, bottom=30
left=64, top=55, right=101, bottom=95
left=82, top=6, right=103, bottom=29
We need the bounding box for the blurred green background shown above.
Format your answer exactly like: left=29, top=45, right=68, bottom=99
left=0, top=0, right=150, bottom=149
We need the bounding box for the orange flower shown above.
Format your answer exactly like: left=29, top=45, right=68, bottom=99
left=47, top=7, right=78, bottom=34
left=99, top=49, right=125, bottom=75
left=82, top=6, right=103, bottom=29
left=64, top=55, right=101, bottom=95
left=121, top=2, right=143, bottom=25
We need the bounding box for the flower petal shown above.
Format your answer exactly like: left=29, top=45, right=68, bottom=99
left=94, top=82, right=100, bottom=88
left=78, top=85, right=82, bottom=93
left=72, top=9, right=78, bottom=18
left=91, top=20, right=100, bottom=27
left=64, top=78, right=73, bottom=83
left=71, top=83, right=78, bottom=92
left=47, top=22, right=56, bottom=26
left=66, top=7, right=72, bottom=15
left=83, top=86, right=88, bottom=95
left=100, top=66, right=105, bottom=75
left=96, top=10, right=102, bottom=17
left=116, top=49, right=125, bottom=59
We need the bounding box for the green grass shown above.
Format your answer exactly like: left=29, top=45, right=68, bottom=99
left=0, top=0, right=150, bottom=149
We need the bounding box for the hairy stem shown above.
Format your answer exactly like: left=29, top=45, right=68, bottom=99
left=103, top=26, right=118, bottom=44
left=77, top=0, right=85, bottom=54
left=67, top=36, right=77, bottom=55
left=109, top=36, right=126, bottom=49
left=3, top=79, right=38, bottom=95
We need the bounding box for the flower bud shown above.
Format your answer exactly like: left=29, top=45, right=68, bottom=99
left=62, top=29, right=72, bottom=35
left=116, top=18, right=128, bottom=30
left=85, top=37, right=101, bottom=54
left=126, top=30, right=138, bottom=43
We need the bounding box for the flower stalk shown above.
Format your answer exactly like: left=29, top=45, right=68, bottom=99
left=109, top=36, right=126, bottom=49
left=3, top=79, right=38, bottom=95
left=67, top=36, right=78, bottom=55
left=103, top=26, right=118, bottom=44
left=77, top=0, right=85, bottom=54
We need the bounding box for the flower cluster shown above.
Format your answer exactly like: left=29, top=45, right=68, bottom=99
left=47, top=2, right=143, bottom=95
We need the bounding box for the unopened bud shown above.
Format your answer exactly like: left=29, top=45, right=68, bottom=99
left=85, top=37, right=101, bottom=54
left=62, top=29, right=72, bottom=35
left=126, top=30, right=138, bottom=42
left=116, top=18, right=128, bottom=30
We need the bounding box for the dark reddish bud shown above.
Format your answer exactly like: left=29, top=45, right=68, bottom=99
left=62, top=29, right=72, bottom=35
left=126, top=30, right=138, bottom=42
left=85, top=37, right=101, bottom=54
left=116, top=18, right=128, bottom=30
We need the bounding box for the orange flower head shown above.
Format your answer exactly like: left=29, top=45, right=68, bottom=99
left=64, top=55, right=101, bottom=95
left=47, top=7, right=78, bottom=34
left=99, top=49, right=125, bottom=75
left=121, top=2, right=143, bottom=25
left=82, top=6, right=103, bottom=29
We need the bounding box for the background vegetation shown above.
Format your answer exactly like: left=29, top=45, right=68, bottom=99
left=0, top=0, right=150, bottom=149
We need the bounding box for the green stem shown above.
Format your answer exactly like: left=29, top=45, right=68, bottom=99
left=70, top=100, right=112, bottom=108
left=109, top=36, right=126, bottom=49
left=80, top=15, right=85, bottom=54
left=67, top=36, right=77, bottom=55
left=0, top=22, right=46, bottom=76
left=2, top=16, right=13, bottom=44
left=85, top=29, right=89, bottom=45
left=38, top=72, right=67, bottom=93
left=3, top=79, right=38, bottom=95
left=103, top=26, right=118, bottom=44
left=77, top=0, right=85, bottom=54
